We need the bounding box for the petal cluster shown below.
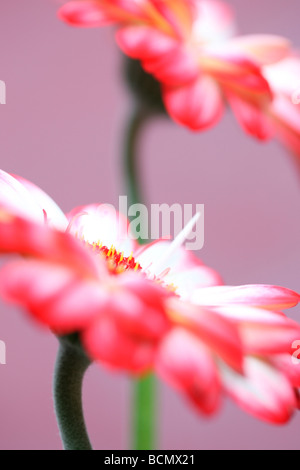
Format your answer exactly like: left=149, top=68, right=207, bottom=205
left=0, top=170, right=300, bottom=424
left=58, top=0, right=300, bottom=157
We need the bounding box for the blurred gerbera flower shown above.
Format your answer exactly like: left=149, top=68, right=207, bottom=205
left=263, top=54, right=300, bottom=158
left=0, top=169, right=300, bottom=423
left=58, top=0, right=300, bottom=156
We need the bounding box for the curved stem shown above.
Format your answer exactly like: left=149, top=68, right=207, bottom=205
left=124, top=103, right=151, bottom=215
left=53, top=340, right=92, bottom=451
left=123, top=103, right=157, bottom=450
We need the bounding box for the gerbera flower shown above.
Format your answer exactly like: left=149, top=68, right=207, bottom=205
left=0, top=169, right=299, bottom=422
left=58, top=0, right=300, bottom=153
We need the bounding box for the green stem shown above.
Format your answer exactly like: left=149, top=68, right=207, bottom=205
left=124, top=103, right=150, bottom=213
left=132, top=374, right=156, bottom=450
left=53, top=339, right=92, bottom=451
left=123, top=103, right=157, bottom=450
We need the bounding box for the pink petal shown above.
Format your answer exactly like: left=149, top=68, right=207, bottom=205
left=111, top=0, right=151, bottom=20
left=58, top=1, right=113, bottom=27
left=116, top=25, right=178, bottom=60
left=269, top=354, right=300, bottom=388
left=221, top=357, right=297, bottom=424
left=167, top=266, right=223, bottom=300
left=107, top=274, right=171, bottom=341
left=264, top=55, right=300, bottom=96
left=213, top=305, right=287, bottom=324
left=277, top=129, right=300, bottom=160
left=240, top=319, right=300, bottom=355
left=82, top=316, right=155, bottom=373
left=136, top=238, right=220, bottom=275
left=0, top=170, right=44, bottom=223
left=271, top=95, right=300, bottom=134
left=168, top=298, right=243, bottom=372
left=142, top=45, right=199, bottom=87
left=156, top=328, right=221, bottom=415
left=0, top=215, right=99, bottom=278
left=217, top=35, right=291, bottom=66
left=201, top=52, right=272, bottom=96
left=215, top=304, right=300, bottom=354
left=67, top=204, right=138, bottom=256
left=192, top=0, right=236, bottom=44
left=163, top=76, right=223, bottom=130
left=226, top=92, right=274, bottom=141
left=12, top=174, right=68, bottom=230
left=191, top=285, right=300, bottom=310
left=269, top=94, right=300, bottom=157
left=136, top=239, right=192, bottom=273
left=149, top=0, right=196, bottom=39
left=0, top=259, right=105, bottom=332
left=136, top=240, right=223, bottom=299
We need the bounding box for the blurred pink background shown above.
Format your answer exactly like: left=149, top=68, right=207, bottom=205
left=0, top=0, right=300, bottom=450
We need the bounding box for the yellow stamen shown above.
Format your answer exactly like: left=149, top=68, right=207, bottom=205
left=134, top=262, right=140, bottom=272
left=107, top=245, right=113, bottom=257
left=167, top=283, right=178, bottom=293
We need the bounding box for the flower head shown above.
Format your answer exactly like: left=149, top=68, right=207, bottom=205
left=0, top=169, right=300, bottom=423
left=58, top=0, right=300, bottom=156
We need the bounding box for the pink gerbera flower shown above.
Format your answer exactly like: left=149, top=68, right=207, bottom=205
left=0, top=169, right=300, bottom=423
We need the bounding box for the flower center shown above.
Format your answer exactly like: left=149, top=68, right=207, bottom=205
left=85, top=240, right=178, bottom=294
left=90, top=242, right=142, bottom=275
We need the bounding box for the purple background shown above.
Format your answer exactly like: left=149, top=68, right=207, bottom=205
left=0, top=0, right=300, bottom=450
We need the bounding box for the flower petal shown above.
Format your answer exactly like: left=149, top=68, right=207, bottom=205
left=12, top=174, right=68, bottom=230
left=82, top=316, right=155, bottom=373
left=241, top=321, right=300, bottom=355
left=67, top=204, right=138, bottom=256
left=116, top=25, right=178, bottom=60
left=0, top=170, right=44, bottom=223
left=226, top=93, right=274, bottom=141
left=215, top=35, right=291, bottom=66
left=107, top=273, right=171, bottom=341
left=0, top=259, right=105, bottom=332
left=163, top=76, right=224, bottom=130
left=269, top=94, right=300, bottom=158
left=201, top=52, right=272, bottom=97
left=136, top=239, right=223, bottom=299
left=221, top=357, right=297, bottom=424
left=136, top=239, right=220, bottom=276
left=269, top=353, right=300, bottom=388
left=142, top=45, right=199, bottom=86
left=156, top=327, right=221, bottom=415
left=264, top=55, right=300, bottom=95
left=0, top=214, right=99, bottom=278
left=167, top=266, right=223, bottom=300
left=192, top=0, right=236, bottom=44
left=58, top=1, right=114, bottom=27
left=168, top=298, right=243, bottom=372
left=214, top=306, right=300, bottom=355
left=150, top=0, right=196, bottom=39
left=191, top=285, right=300, bottom=310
